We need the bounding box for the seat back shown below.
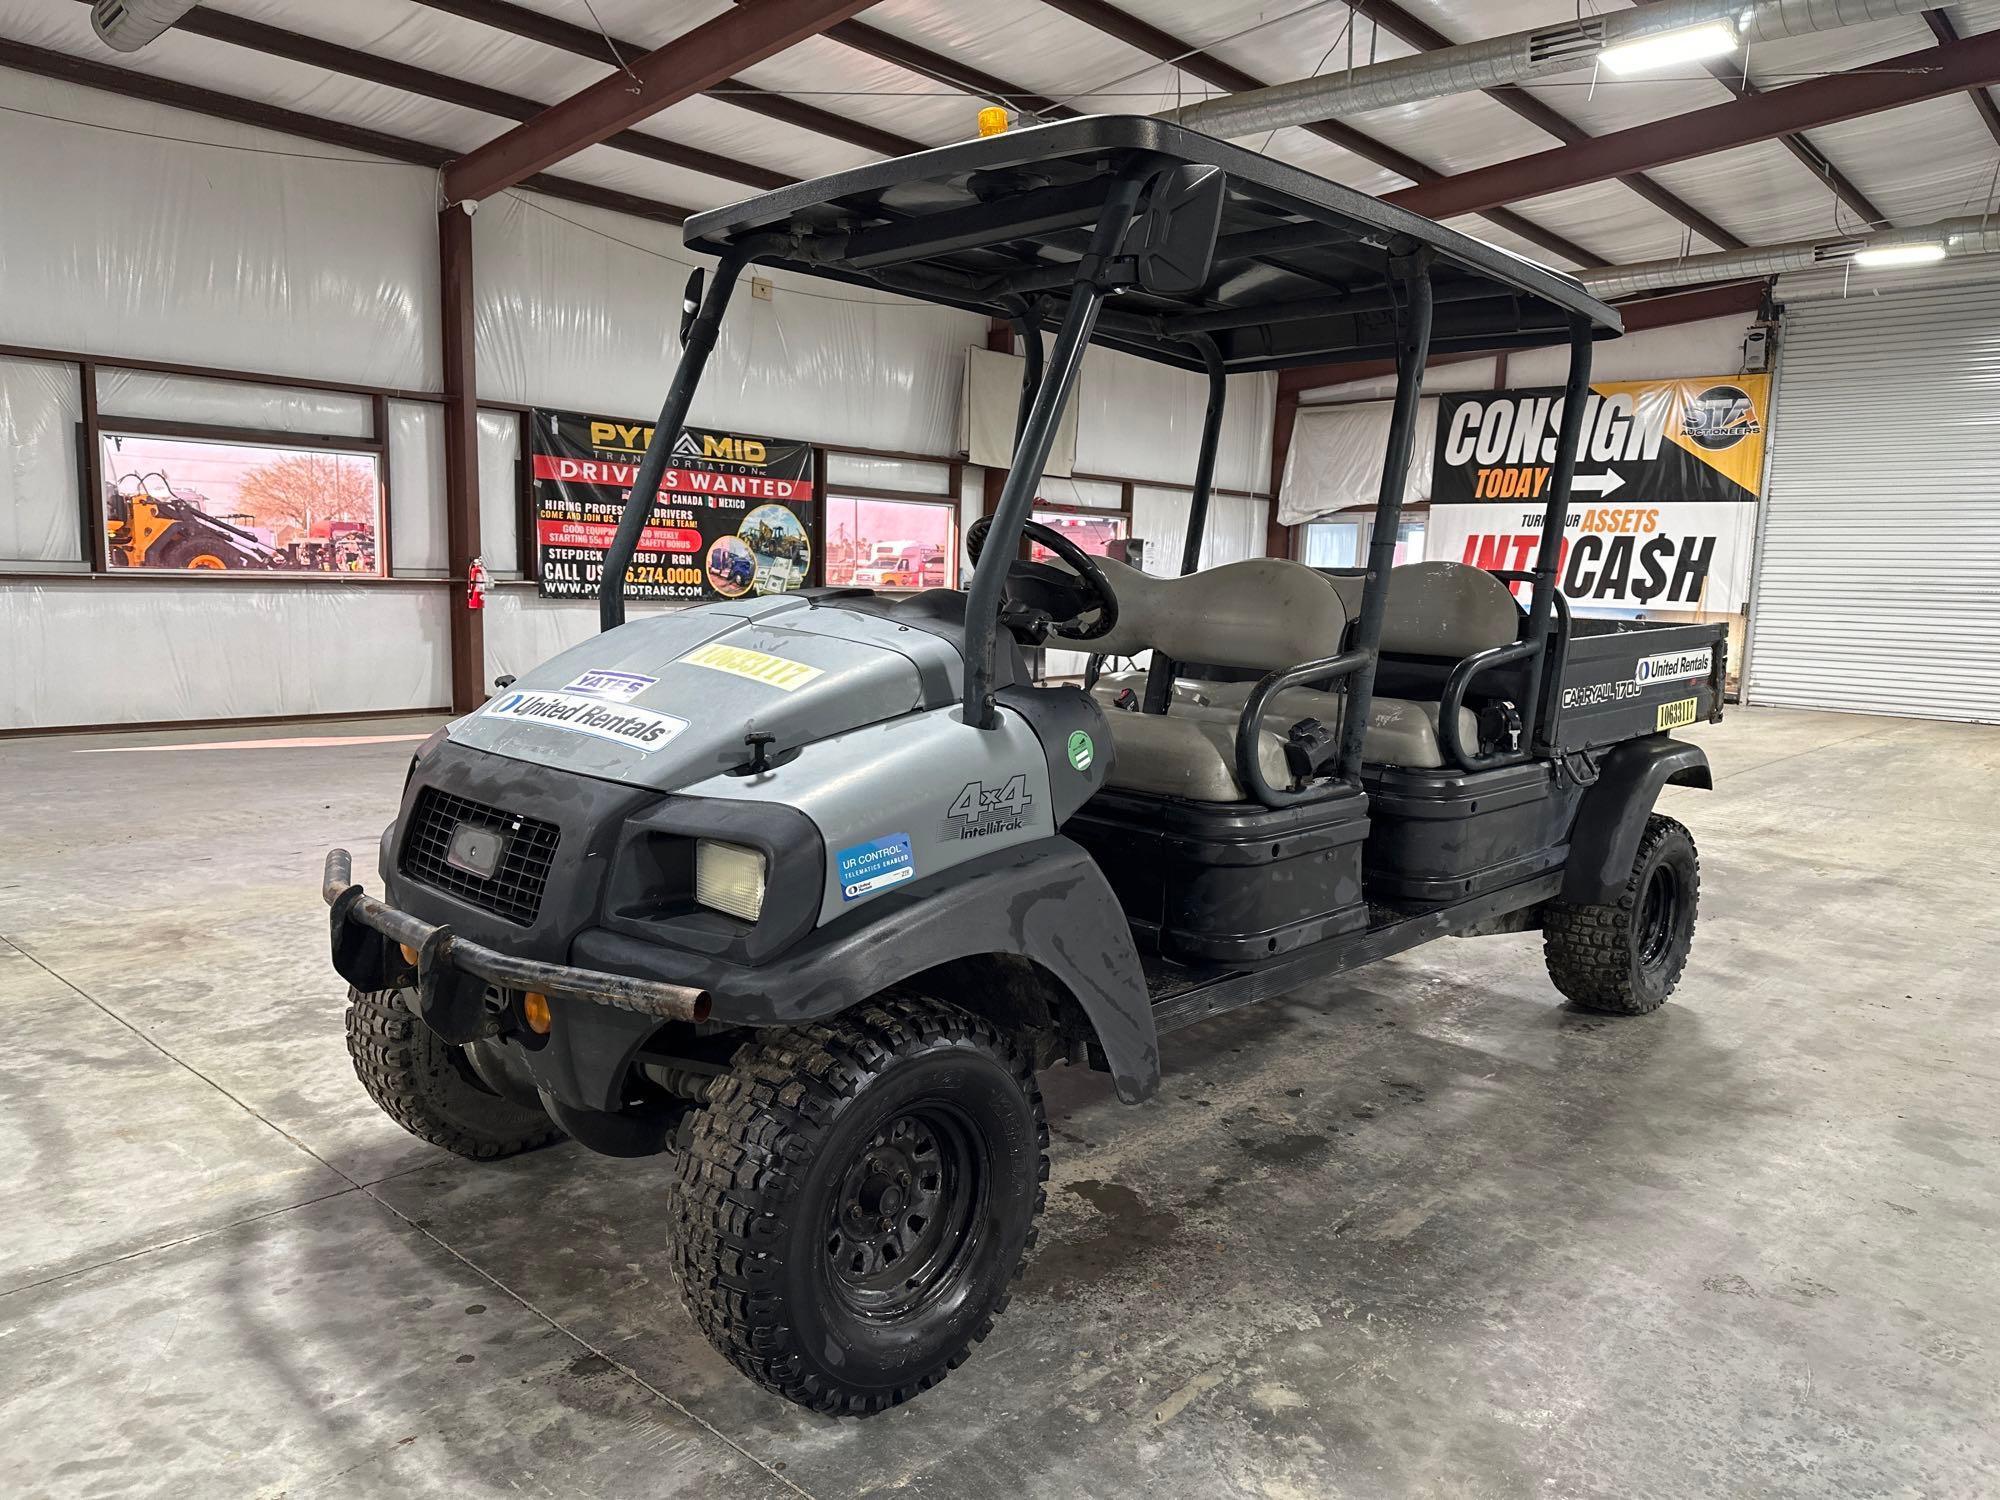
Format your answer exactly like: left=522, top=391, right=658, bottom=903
left=1052, top=556, right=1346, bottom=671
left=1377, top=561, right=1520, bottom=658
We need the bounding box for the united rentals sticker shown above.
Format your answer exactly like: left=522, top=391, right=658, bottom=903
left=1634, top=648, right=1714, bottom=686
left=678, top=642, right=824, bottom=692
left=484, top=690, right=688, bottom=753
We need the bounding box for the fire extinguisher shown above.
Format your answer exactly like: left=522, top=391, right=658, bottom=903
left=467, top=555, right=489, bottom=611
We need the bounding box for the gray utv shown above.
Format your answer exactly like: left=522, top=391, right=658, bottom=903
left=325, top=118, right=1720, bottom=1415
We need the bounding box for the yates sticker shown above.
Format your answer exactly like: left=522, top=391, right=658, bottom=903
left=1635, top=649, right=1713, bottom=687
left=1067, top=730, right=1095, bottom=772
left=679, top=642, right=823, bottom=692
left=563, top=669, right=657, bottom=702
left=837, top=833, right=915, bottom=901
left=484, top=690, right=688, bottom=753
left=1657, top=697, right=1700, bottom=730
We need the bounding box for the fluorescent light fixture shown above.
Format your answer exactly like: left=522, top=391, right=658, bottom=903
left=1598, top=22, right=1737, bottom=76
left=1852, top=242, right=1948, bottom=269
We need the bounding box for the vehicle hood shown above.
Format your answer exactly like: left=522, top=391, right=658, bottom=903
left=448, top=595, right=963, bottom=793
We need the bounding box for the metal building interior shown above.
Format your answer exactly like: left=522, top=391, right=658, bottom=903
left=2, top=1, right=1997, bottom=1495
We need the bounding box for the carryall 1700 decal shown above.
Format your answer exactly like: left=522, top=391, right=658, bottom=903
left=483, top=690, right=689, bottom=753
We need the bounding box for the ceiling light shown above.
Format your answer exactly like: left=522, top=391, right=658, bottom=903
left=1852, top=242, right=1948, bottom=268
left=1598, top=22, right=1738, bottom=76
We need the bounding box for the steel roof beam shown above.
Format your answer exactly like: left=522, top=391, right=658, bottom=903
left=1356, top=0, right=1742, bottom=250
left=137, top=4, right=794, bottom=192
left=408, top=0, right=924, bottom=160
left=1926, top=9, right=2000, bottom=150
left=1008, top=0, right=1600, bottom=268
left=0, top=38, right=695, bottom=223
left=1275, top=280, right=1770, bottom=398
left=442, top=0, right=871, bottom=207
left=1389, top=30, right=2000, bottom=224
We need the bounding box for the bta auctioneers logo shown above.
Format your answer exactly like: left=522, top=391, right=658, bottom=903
left=1680, top=384, right=1762, bottom=452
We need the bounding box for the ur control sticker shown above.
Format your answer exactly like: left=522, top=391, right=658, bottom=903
left=485, top=690, right=688, bottom=752
left=1067, top=730, right=1095, bottom=772
left=837, top=833, right=915, bottom=901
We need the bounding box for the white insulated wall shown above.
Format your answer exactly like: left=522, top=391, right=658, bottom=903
left=0, top=71, right=1273, bottom=729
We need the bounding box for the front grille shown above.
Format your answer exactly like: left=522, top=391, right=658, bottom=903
left=400, top=786, right=561, bottom=926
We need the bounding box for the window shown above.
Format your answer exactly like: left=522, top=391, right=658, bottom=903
left=100, top=432, right=383, bottom=575
left=1301, top=516, right=1426, bottom=569
left=1028, top=509, right=1127, bottom=562
left=823, top=494, right=957, bottom=591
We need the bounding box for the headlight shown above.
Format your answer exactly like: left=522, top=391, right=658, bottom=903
left=695, top=839, right=767, bottom=922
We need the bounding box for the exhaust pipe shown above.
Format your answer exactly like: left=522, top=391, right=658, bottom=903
left=1165, top=0, right=1939, bottom=141
left=1581, top=216, right=2000, bottom=299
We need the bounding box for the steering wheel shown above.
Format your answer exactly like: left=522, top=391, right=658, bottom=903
left=965, top=516, right=1121, bottom=642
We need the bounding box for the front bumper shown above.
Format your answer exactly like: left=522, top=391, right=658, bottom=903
left=322, top=848, right=711, bottom=1042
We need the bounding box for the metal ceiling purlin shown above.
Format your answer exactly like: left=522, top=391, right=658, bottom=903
left=406, top=0, right=925, bottom=159
left=1029, top=0, right=1600, bottom=267
left=441, top=0, right=874, bottom=206
left=0, top=36, right=695, bottom=222
left=1926, top=9, right=2000, bottom=149
left=1350, top=0, right=1743, bottom=250
left=1387, top=28, right=2000, bottom=224
left=146, top=3, right=794, bottom=192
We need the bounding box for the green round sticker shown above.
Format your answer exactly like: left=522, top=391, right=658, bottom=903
left=1066, top=729, right=1095, bottom=772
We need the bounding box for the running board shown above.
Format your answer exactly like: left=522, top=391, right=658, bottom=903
left=1148, top=872, right=1563, bottom=1034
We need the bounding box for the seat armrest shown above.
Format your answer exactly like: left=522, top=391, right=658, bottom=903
left=1235, top=650, right=1370, bottom=808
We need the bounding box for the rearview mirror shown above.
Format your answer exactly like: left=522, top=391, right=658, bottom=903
left=679, top=268, right=705, bottom=347
left=1133, top=165, right=1225, bottom=296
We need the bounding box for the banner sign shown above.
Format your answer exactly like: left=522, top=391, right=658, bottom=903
left=1428, top=375, right=1769, bottom=612
left=529, top=408, right=816, bottom=601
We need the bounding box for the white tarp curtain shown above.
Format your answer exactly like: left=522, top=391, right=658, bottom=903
left=0, top=358, right=82, bottom=564
left=962, top=346, right=1078, bottom=478
left=1131, top=487, right=1268, bottom=577
left=1277, top=399, right=1439, bottom=527
left=1072, top=346, right=1275, bottom=496
left=470, top=194, right=985, bottom=457
left=0, top=580, right=449, bottom=729
left=97, top=372, right=374, bottom=438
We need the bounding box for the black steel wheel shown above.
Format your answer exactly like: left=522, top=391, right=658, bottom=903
left=669, top=997, right=1048, bottom=1416
left=1543, top=814, right=1701, bottom=1015
left=344, top=987, right=562, bottom=1160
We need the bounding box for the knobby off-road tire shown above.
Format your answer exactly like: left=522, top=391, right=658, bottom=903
left=344, top=987, right=561, bottom=1159
left=669, top=996, right=1049, bottom=1416
left=1544, top=814, right=1700, bottom=1015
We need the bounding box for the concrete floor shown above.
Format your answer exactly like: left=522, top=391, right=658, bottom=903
left=2, top=706, right=1997, bottom=1499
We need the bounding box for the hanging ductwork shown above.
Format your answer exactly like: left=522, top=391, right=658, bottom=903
left=1165, top=0, right=1939, bottom=141
left=90, top=0, right=201, bottom=53
left=1580, top=217, right=2000, bottom=298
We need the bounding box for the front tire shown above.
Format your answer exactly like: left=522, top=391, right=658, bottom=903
left=669, top=997, right=1048, bottom=1415
left=1544, top=814, right=1700, bottom=1015
left=344, top=987, right=562, bottom=1159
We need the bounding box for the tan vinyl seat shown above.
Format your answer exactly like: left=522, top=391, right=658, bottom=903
left=1074, top=560, right=1522, bottom=797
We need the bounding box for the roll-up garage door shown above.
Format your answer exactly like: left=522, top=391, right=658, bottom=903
left=1749, top=285, right=2000, bottom=722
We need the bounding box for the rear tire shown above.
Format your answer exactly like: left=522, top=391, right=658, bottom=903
left=344, top=987, right=561, bottom=1159
left=669, top=996, right=1048, bottom=1415
left=1543, top=814, right=1700, bottom=1015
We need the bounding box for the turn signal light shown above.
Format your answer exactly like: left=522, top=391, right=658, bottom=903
left=400, top=943, right=421, bottom=967
left=522, top=991, right=552, bottom=1035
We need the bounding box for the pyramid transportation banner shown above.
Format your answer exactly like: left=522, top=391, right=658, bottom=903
left=1426, top=375, right=1769, bottom=613
left=530, top=408, right=817, bottom=602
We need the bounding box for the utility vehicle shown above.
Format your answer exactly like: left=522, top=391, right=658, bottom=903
left=325, top=118, right=1720, bottom=1415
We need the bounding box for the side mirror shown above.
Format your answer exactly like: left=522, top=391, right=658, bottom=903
left=1133, top=165, right=1225, bottom=296
left=679, top=268, right=705, bottom=347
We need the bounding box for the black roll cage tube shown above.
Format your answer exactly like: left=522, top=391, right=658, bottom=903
left=595, top=183, right=1600, bottom=799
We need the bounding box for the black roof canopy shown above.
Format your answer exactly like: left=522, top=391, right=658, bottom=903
left=684, top=115, right=1621, bottom=375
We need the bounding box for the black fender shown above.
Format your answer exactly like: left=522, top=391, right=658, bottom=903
left=571, top=836, right=1161, bottom=1103
left=1561, top=736, right=1712, bottom=905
